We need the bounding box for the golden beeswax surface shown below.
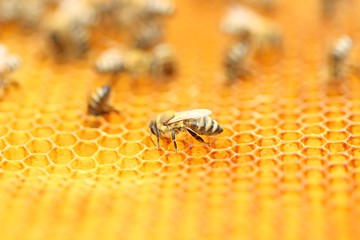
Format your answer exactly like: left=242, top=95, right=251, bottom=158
left=1, top=0, right=360, bottom=240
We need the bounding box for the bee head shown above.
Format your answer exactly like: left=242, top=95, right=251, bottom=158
left=149, top=120, right=158, bottom=137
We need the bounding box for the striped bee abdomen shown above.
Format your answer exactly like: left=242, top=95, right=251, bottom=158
left=88, top=85, right=112, bottom=116
left=184, top=116, right=223, bottom=135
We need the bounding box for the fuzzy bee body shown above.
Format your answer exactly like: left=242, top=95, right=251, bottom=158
left=133, top=22, right=163, bottom=49
left=95, top=48, right=124, bottom=74
left=150, top=43, right=176, bottom=79
left=327, top=35, right=353, bottom=80
left=224, top=41, right=251, bottom=82
left=88, top=85, right=119, bottom=116
left=149, top=109, right=223, bottom=150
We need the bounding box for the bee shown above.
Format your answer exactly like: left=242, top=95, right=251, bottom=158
left=150, top=43, right=176, bottom=79
left=149, top=109, right=223, bottom=151
left=95, top=48, right=124, bottom=74
left=88, top=85, right=119, bottom=116
left=140, top=0, right=175, bottom=19
left=43, top=0, right=98, bottom=58
left=221, top=4, right=282, bottom=53
left=0, top=44, right=21, bottom=98
left=133, top=22, right=163, bottom=50
left=224, top=41, right=252, bottom=83
left=326, top=35, right=354, bottom=80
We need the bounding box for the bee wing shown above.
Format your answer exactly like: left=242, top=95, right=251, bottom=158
left=167, top=109, right=212, bottom=124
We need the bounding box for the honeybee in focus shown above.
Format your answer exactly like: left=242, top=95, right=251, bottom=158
left=0, top=44, right=21, bottom=98
left=221, top=4, right=282, bottom=53
left=224, top=41, right=252, bottom=83
left=149, top=109, right=223, bottom=151
left=325, top=35, right=354, bottom=81
left=88, top=85, right=119, bottom=116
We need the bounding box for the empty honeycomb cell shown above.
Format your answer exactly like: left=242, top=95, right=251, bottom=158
left=301, top=136, right=326, bottom=147
left=24, top=155, right=50, bottom=167
left=209, top=149, right=232, bottom=160
left=3, top=146, right=29, bottom=160
left=76, top=128, right=101, bottom=140
left=30, top=126, right=55, bottom=138
left=118, top=142, right=144, bottom=156
left=185, top=156, right=209, bottom=166
left=257, top=117, right=278, bottom=127
left=163, top=152, right=186, bottom=164
left=70, top=157, right=96, bottom=170
left=301, top=126, right=325, bottom=135
left=0, top=112, right=11, bottom=124
left=124, top=119, right=148, bottom=130
left=280, top=163, right=301, bottom=174
left=0, top=138, right=7, bottom=150
left=279, top=113, right=298, bottom=121
left=59, top=110, right=81, bottom=121
left=279, top=123, right=301, bottom=131
left=36, top=113, right=58, bottom=125
left=21, top=167, right=47, bottom=177
left=161, top=164, right=184, bottom=173
left=10, top=119, right=34, bottom=130
left=304, top=169, right=326, bottom=184
left=97, top=135, right=122, bottom=148
left=0, top=126, right=9, bottom=135
left=232, top=123, right=257, bottom=132
left=52, top=133, right=78, bottom=147
left=327, top=154, right=347, bottom=164
left=346, top=125, right=360, bottom=135
left=209, top=160, right=231, bottom=169
left=278, top=142, right=302, bottom=153
left=73, top=141, right=98, bottom=156
left=122, top=130, right=145, bottom=141
left=256, top=128, right=278, bottom=137
left=5, top=131, right=31, bottom=145
left=328, top=165, right=349, bottom=178
left=211, top=138, right=233, bottom=149
left=96, top=165, right=118, bottom=175
left=255, top=147, right=278, bottom=158
left=102, top=125, right=123, bottom=134
left=349, top=114, right=360, bottom=123
left=349, top=148, right=360, bottom=158
left=256, top=159, right=277, bottom=170
left=278, top=153, right=302, bottom=164
left=232, top=133, right=256, bottom=144
left=1, top=161, right=25, bottom=171
left=96, top=150, right=120, bottom=164
left=256, top=138, right=279, bottom=147
left=324, top=131, right=349, bottom=141
left=232, top=144, right=256, bottom=154
left=301, top=116, right=324, bottom=124
left=140, top=148, right=164, bottom=161
left=71, top=170, right=94, bottom=179
left=117, top=170, right=140, bottom=179
left=231, top=155, right=255, bottom=165
left=49, top=147, right=75, bottom=164
left=325, top=120, right=348, bottom=130
left=56, top=122, right=80, bottom=131
left=302, top=148, right=327, bottom=157
left=302, top=105, right=322, bottom=115
left=185, top=146, right=210, bottom=157
left=26, top=139, right=53, bottom=153
left=349, top=136, right=360, bottom=146
left=139, top=161, right=163, bottom=173
left=118, top=157, right=141, bottom=169
left=221, top=127, right=234, bottom=137
left=349, top=159, right=360, bottom=170
left=278, top=132, right=302, bottom=141
left=324, top=142, right=348, bottom=153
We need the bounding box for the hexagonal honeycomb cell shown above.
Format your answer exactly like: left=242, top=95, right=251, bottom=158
left=1, top=1, right=360, bottom=240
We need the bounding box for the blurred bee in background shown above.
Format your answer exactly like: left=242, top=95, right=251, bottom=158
left=223, top=41, right=252, bottom=84
left=325, top=35, right=355, bottom=81
left=95, top=44, right=176, bottom=80
left=88, top=85, right=119, bottom=116
left=0, top=44, right=21, bottom=98
left=149, top=109, right=223, bottom=151
left=150, top=43, right=176, bottom=79
left=221, top=4, right=282, bottom=54
left=241, top=0, right=276, bottom=12
left=132, top=21, right=163, bottom=50
left=42, top=0, right=100, bottom=58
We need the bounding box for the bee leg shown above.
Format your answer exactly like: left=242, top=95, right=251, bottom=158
left=171, top=129, right=177, bottom=151
left=186, top=128, right=206, bottom=144
left=156, top=130, right=161, bottom=149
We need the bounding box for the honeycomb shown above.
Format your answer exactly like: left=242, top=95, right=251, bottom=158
left=0, top=0, right=360, bottom=240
